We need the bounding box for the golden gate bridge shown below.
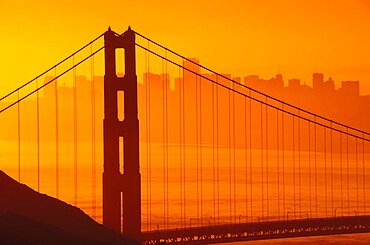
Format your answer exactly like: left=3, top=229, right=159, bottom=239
left=0, top=27, right=369, bottom=244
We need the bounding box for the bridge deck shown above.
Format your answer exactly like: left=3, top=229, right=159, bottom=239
left=141, top=215, right=370, bottom=244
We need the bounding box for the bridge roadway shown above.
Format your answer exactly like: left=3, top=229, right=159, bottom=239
left=141, top=215, right=370, bottom=244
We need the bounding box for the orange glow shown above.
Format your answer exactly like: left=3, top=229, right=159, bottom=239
left=1, top=0, right=370, bottom=96
left=1, top=1, right=370, bottom=241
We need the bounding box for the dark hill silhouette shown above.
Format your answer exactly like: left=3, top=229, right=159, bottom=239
left=0, top=171, right=139, bottom=245
left=0, top=211, right=117, bottom=245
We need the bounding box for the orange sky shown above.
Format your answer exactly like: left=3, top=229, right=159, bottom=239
left=1, top=0, right=370, bottom=96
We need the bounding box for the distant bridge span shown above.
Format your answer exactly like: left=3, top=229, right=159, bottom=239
left=142, top=216, right=370, bottom=244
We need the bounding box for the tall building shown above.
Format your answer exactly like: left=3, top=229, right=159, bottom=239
left=340, top=81, right=360, bottom=97
left=244, top=75, right=259, bottom=87
left=271, top=74, right=284, bottom=88
left=312, top=73, right=324, bottom=90
left=325, top=77, right=335, bottom=92
left=288, top=78, right=300, bottom=89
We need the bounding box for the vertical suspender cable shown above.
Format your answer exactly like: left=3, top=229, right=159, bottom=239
left=145, top=41, right=152, bottom=229
left=324, top=127, right=327, bottom=217
left=196, top=74, right=200, bottom=225
left=55, top=67, right=59, bottom=198
left=292, top=114, right=295, bottom=218
left=308, top=118, right=311, bottom=217
left=233, top=81, right=236, bottom=223
left=265, top=97, right=269, bottom=220
left=212, top=78, right=216, bottom=224
left=216, top=75, right=220, bottom=223
left=162, top=59, right=166, bottom=229
left=178, top=66, right=183, bottom=227
left=200, top=73, right=204, bottom=225
left=277, top=108, right=280, bottom=220
left=298, top=111, right=301, bottom=217
left=282, top=104, right=285, bottom=219
left=148, top=49, right=152, bottom=230
left=363, top=134, right=366, bottom=214
left=182, top=62, right=186, bottom=226
left=36, top=79, right=40, bottom=192
left=144, top=47, right=149, bottom=230
left=249, top=90, right=253, bottom=222
left=73, top=56, right=78, bottom=206
left=180, top=67, right=184, bottom=227
left=90, top=45, right=96, bottom=219
left=17, top=90, right=21, bottom=182
left=260, top=103, right=264, bottom=220
left=346, top=128, right=349, bottom=215
left=330, top=122, right=334, bottom=216
left=314, top=117, right=317, bottom=218
left=245, top=93, right=248, bottom=222
left=356, top=137, right=359, bottom=213
left=229, top=80, right=232, bottom=223
left=147, top=47, right=152, bottom=228
left=165, top=52, right=169, bottom=228
left=340, top=133, right=343, bottom=216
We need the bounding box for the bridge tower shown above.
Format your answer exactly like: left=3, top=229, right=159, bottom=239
left=103, top=27, right=141, bottom=239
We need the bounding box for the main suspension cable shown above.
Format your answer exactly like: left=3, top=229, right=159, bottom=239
left=134, top=43, right=370, bottom=142
left=134, top=31, right=370, bottom=137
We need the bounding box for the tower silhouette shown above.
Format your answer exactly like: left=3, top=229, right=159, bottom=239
left=103, top=27, right=141, bottom=239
